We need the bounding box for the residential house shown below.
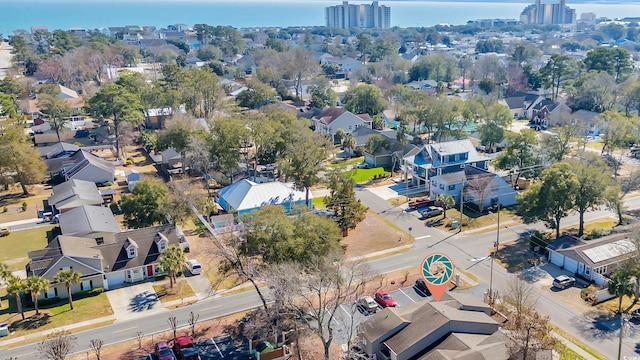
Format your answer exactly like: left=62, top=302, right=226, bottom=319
left=402, top=139, right=490, bottom=191
left=570, top=109, right=602, bottom=136
left=58, top=204, right=120, bottom=243
left=47, top=179, right=103, bottom=213
left=26, top=224, right=185, bottom=296
left=311, top=107, right=372, bottom=142
left=350, top=126, right=414, bottom=169
left=143, top=107, right=172, bottom=129
left=405, top=79, right=438, bottom=92
left=37, top=142, right=80, bottom=159
left=547, top=228, right=638, bottom=285
left=319, top=56, right=362, bottom=79
left=500, top=92, right=546, bottom=119
left=217, top=179, right=309, bottom=215
left=27, top=84, right=86, bottom=123
left=161, top=148, right=182, bottom=171
left=530, top=98, right=559, bottom=128
left=62, top=149, right=116, bottom=184
left=430, top=166, right=517, bottom=208
left=359, top=292, right=509, bottom=360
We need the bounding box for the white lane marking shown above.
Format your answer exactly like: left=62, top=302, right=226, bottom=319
left=414, top=235, right=432, bottom=240
left=468, top=256, right=491, bottom=262
left=211, top=337, right=224, bottom=357
left=340, top=304, right=353, bottom=319
left=398, top=288, right=416, bottom=303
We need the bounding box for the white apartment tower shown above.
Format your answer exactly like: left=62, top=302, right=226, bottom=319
left=520, top=0, right=576, bottom=25
left=326, top=1, right=390, bottom=29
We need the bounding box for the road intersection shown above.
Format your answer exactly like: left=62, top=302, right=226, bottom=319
left=3, top=188, right=640, bottom=359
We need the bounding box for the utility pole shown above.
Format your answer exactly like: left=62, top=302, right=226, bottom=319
left=458, top=183, right=464, bottom=232
left=488, top=202, right=500, bottom=308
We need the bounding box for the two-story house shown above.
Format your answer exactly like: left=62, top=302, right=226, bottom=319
left=319, top=56, right=362, bottom=79
left=402, top=139, right=490, bottom=193
left=500, top=92, right=546, bottom=119
left=311, top=108, right=372, bottom=142
left=26, top=224, right=185, bottom=298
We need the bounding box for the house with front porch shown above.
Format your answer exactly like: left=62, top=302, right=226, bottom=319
left=350, top=126, right=414, bottom=169
left=58, top=204, right=120, bottom=244
left=402, top=139, right=490, bottom=193
left=547, top=229, right=637, bottom=286
left=429, top=166, right=517, bottom=208
left=26, top=225, right=185, bottom=297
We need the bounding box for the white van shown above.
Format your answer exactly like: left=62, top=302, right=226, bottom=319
left=185, top=259, right=202, bottom=275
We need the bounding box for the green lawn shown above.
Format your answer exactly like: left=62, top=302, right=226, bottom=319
left=0, top=291, right=113, bottom=339
left=349, top=168, right=390, bottom=183
left=311, top=197, right=326, bottom=209
left=326, top=156, right=365, bottom=169
left=0, top=225, right=53, bottom=271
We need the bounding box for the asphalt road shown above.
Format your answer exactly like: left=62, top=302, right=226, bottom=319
left=4, top=192, right=640, bottom=359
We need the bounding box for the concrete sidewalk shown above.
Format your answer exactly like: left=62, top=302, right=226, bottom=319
left=0, top=218, right=42, bottom=228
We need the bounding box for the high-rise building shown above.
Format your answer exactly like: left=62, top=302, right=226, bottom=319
left=326, top=1, right=390, bottom=29
left=520, top=0, right=576, bottom=25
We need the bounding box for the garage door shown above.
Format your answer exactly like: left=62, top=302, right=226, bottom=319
left=549, top=251, right=564, bottom=267
left=564, top=258, right=578, bottom=273
left=105, top=272, right=125, bottom=290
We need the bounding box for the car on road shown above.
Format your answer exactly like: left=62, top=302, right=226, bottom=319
left=414, top=278, right=431, bottom=296
left=185, top=259, right=202, bottom=275
left=374, top=290, right=397, bottom=308
left=155, top=341, right=176, bottom=360
left=552, top=275, right=576, bottom=290
left=358, top=296, right=378, bottom=313
left=0, top=227, right=9, bottom=236
left=408, top=198, right=434, bottom=210
left=419, top=206, right=443, bottom=219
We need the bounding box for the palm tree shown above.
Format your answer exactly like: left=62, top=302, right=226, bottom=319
left=0, top=262, right=10, bottom=282
left=608, top=270, right=635, bottom=360
left=53, top=269, right=82, bottom=310
left=25, top=275, right=50, bottom=316
left=334, top=128, right=346, bottom=145
left=7, top=276, right=26, bottom=320
left=342, top=135, right=356, bottom=157
left=435, top=193, right=456, bottom=219
left=158, top=245, right=185, bottom=288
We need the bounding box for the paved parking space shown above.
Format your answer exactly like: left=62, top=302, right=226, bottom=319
left=196, top=335, right=251, bottom=360
left=364, top=186, right=400, bottom=200
left=106, top=282, right=166, bottom=321
left=185, top=272, right=214, bottom=300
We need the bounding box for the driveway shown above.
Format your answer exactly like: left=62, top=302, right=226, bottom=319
left=106, top=282, right=166, bottom=321
left=185, top=272, right=214, bottom=300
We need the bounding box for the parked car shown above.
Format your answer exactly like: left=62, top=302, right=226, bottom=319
left=552, top=275, right=576, bottom=290
left=374, top=290, right=397, bottom=308
left=155, top=341, right=176, bottom=360
left=414, top=278, right=431, bottom=296
left=172, top=336, right=201, bottom=360
left=408, top=198, right=434, bottom=210
left=185, top=259, right=202, bottom=275
left=0, top=227, right=10, bottom=236
left=419, top=206, right=443, bottom=219
left=358, top=296, right=378, bottom=314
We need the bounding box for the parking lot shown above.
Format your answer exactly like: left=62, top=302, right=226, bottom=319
left=329, top=284, right=431, bottom=344
left=144, top=335, right=252, bottom=360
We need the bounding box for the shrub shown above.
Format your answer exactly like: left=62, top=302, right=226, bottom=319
left=74, top=287, right=104, bottom=300
left=580, top=285, right=595, bottom=302
left=21, top=202, right=27, bottom=211
left=585, top=228, right=607, bottom=240
left=125, top=159, right=134, bottom=166
left=3, top=207, right=7, bottom=213
left=37, top=297, right=61, bottom=307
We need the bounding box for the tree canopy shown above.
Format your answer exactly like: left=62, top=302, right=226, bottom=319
left=342, top=83, right=386, bottom=116
left=121, top=179, right=170, bottom=229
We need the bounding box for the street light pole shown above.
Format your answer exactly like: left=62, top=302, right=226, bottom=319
left=488, top=203, right=500, bottom=308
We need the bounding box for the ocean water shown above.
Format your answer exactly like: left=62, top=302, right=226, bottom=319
left=1, top=0, right=640, bottom=35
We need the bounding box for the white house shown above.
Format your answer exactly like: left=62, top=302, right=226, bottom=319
left=48, top=179, right=103, bottom=213
left=26, top=225, right=185, bottom=296
left=58, top=205, right=120, bottom=244
left=311, top=107, right=372, bottom=142
left=319, top=56, right=362, bottom=78
left=125, top=169, right=140, bottom=192
left=547, top=229, right=637, bottom=286
left=62, top=150, right=116, bottom=184
left=217, top=179, right=309, bottom=215
left=429, top=166, right=517, bottom=209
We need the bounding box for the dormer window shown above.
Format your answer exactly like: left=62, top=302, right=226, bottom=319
left=128, top=247, right=136, bottom=258
left=125, top=238, right=138, bottom=259
left=155, top=232, right=169, bottom=253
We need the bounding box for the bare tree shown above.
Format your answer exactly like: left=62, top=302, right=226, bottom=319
left=505, top=309, right=557, bottom=360
left=37, top=330, right=77, bottom=360
left=464, top=172, right=494, bottom=213
left=167, top=316, right=178, bottom=339
left=134, top=331, right=144, bottom=349
left=187, top=311, right=200, bottom=338
left=504, top=276, right=537, bottom=328
left=280, top=253, right=372, bottom=360
left=89, top=339, right=104, bottom=360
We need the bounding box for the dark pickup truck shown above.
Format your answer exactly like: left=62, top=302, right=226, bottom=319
left=172, top=336, right=201, bottom=360
left=408, top=198, right=434, bottom=210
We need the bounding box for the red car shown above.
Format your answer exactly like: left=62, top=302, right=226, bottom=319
left=374, top=290, right=397, bottom=308
left=408, top=198, right=434, bottom=210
